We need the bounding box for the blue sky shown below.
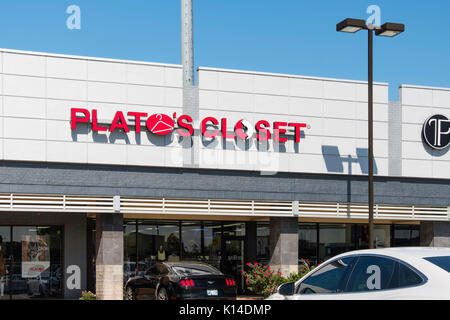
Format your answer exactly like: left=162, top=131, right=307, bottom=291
left=0, top=1, right=448, bottom=100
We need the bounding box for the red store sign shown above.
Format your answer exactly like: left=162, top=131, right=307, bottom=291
left=70, top=108, right=307, bottom=143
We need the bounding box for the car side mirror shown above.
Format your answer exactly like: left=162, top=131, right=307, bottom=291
left=277, top=282, right=295, bottom=296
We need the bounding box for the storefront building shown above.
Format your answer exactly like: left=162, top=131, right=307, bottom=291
left=0, top=48, right=449, bottom=299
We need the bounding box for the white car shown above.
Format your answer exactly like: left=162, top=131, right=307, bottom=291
left=266, top=247, right=450, bottom=300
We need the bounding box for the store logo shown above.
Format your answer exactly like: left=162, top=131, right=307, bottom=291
left=70, top=108, right=308, bottom=143
left=146, top=114, right=175, bottom=135
left=422, top=114, right=450, bottom=150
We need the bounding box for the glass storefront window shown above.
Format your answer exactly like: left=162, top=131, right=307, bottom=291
left=156, top=221, right=180, bottom=262
left=316, top=224, right=392, bottom=263
left=137, top=222, right=157, bottom=275
left=181, top=222, right=202, bottom=261
left=40, top=226, right=62, bottom=298
left=392, top=225, right=420, bottom=247
left=256, top=222, right=270, bottom=265
left=298, top=223, right=318, bottom=265
left=0, top=226, right=62, bottom=300
left=374, top=225, right=390, bottom=248
left=298, top=223, right=393, bottom=264
left=0, top=227, right=10, bottom=300
left=223, top=222, right=245, bottom=237
left=203, top=222, right=222, bottom=269
left=137, top=221, right=180, bottom=269
left=352, top=224, right=391, bottom=249
left=123, top=220, right=182, bottom=283
left=118, top=219, right=421, bottom=296
left=123, top=221, right=138, bottom=283
left=120, top=219, right=420, bottom=295
left=319, top=224, right=356, bottom=262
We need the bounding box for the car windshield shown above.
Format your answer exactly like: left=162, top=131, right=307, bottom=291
left=171, top=264, right=222, bottom=276
left=424, top=256, right=450, bottom=273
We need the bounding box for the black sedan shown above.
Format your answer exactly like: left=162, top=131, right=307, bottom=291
left=124, top=261, right=237, bottom=300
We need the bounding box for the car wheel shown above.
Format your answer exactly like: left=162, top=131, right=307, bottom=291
left=125, top=286, right=136, bottom=300
left=157, top=287, right=168, bottom=300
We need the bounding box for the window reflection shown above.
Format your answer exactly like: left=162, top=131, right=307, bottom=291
left=203, top=222, right=222, bottom=269
left=374, top=225, right=390, bottom=248
left=319, top=224, right=356, bottom=262
left=0, top=227, right=10, bottom=300
left=223, top=223, right=245, bottom=237
left=156, top=222, right=180, bottom=262
left=256, top=222, right=270, bottom=265
left=302, top=223, right=392, bottom=264
left=123, top=221, right=137, bottom=283
left=137, top=221, right=179, bottom=271
left=392, top=225, right=420, bottom=247
left=123, top=220, right=181, bottom=284
left=137, top=222, right=157, bottom=275
left=299, top=223, right=318, bottom=265
left=0, top=226, right=62, bottom=300
left=181, top=222, right=202, bottom=261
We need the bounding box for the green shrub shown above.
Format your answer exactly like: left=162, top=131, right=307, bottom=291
left=80, top=291, right=97, bottom=300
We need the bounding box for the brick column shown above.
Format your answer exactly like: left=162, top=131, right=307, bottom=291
left=269, top=217, right=298, bottom=277
left=95, top=212, right=123, bottom=300
left=420, top=221, right=450, bottom=247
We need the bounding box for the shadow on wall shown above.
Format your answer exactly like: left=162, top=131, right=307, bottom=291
left=200, top=124, right=306, bottom=153
left=422, top=140, right=449, bottom=157
left=71, top=124, right=174, bottom=146
left=322, top=145, right=378, bottom=175
left=71, top=122, right=307, bottom=152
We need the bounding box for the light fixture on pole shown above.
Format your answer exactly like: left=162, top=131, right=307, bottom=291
left=336, top=18, right=366, bottom=33
left=375, top=23, right=405, bottom=37
left=336, top=18, right=405, bottom=249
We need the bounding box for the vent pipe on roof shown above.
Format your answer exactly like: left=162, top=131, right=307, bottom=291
left=181, top=0, right=194, bottom=86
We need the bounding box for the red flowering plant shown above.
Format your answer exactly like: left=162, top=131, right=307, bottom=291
left=241, top=260, right=316, bottom=297
left=241, top=262, right=275, bottom=297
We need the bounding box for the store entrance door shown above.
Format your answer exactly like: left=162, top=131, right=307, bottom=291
left=0, top=226, right=63, bottom=300
left=221, top=236, right=245, bottom=294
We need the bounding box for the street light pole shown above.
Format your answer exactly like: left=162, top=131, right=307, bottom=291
left=181, top=0, right=194, bottom=87
left=368, top=26, right=374, bottom=249
left=336, top=18, right=404, bottom=250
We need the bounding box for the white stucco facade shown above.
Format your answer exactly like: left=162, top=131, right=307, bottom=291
left=400, top=84, right=450, bottom=178
left=0, top=48, right=449, bottom=179
left=0, top=48, right=394, bottom=176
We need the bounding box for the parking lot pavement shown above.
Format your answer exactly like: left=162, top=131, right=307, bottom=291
left=236, top=296, right=264, bottom=300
